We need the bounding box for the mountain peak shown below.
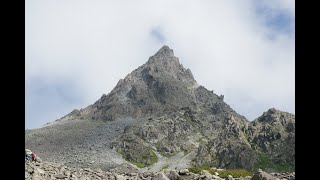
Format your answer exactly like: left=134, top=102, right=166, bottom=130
left=145, top=45, right=182, bottom=77
left=255, top=108, right=295, bottom=124
left=26, top=45, right=295, bottom=173
left=155, top=45, right=174, bottom=57
left=147, top=46, right=176, bottom=65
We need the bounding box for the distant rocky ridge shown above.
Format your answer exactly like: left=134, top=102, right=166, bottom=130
left=25, top=45, right=295, bottom=173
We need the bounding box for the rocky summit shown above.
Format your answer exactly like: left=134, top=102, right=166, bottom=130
left=26, top=45, right=295, bottom=175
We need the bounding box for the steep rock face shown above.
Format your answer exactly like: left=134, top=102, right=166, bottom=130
left=89, top=45, right=199, bottom=122
left=247, top=108, right=295, bottom=172
left=99, top=47, right=256, bottom=169
left=25, top=45, right=295, bottom=172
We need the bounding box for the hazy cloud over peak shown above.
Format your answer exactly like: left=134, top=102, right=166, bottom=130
left=26, top=0, right=295, bottom=129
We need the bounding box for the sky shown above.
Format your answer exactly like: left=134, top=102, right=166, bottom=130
left=26, top=0, right=295, bottom=129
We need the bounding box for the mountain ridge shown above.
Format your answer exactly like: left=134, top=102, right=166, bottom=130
left=26, top=45, right=294, bottom=173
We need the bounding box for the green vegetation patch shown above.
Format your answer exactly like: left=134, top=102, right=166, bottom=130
left=188, top=164, right=253, bottom=178
left=139, top=149, right=158, bottom=165
left=149, top=150, right=158, bottom=165
left=130, top=161, right=145, bottom=168
left=253, top=153, right=292, bottom=172
left=120, top=146, right=158, bottom=167
left=188, top=164, right=211, bottom=174
left=253, top=153, right=272, bottom=170
left=161, top=164, right=169, bottom=171
left=208, top=169, right=253, bottom=178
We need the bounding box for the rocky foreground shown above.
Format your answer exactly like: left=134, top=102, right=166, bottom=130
left=25, top=160, right=295, bottom=180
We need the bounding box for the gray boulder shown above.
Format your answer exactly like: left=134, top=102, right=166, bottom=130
left=251, top=170, right=277, bottom=180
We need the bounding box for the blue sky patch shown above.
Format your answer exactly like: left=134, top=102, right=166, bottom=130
left=254, top=1, right=295, bottom=35
left=26, top=77, right=84, bottom=129
left=151, top=27, right=166, bottom=43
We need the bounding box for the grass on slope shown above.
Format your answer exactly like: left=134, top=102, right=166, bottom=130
left=136, top=149, right=158, bottom=167
left=121, top=147, right=158, bottom=167
left=188, top=164, right=253, bottom=178
left=149, top=150, right=158, bottom=165
left=253, top=153, right=292, bottom=172
left=161, top=165, right=169, bottom=171
left=130, top=162, right=145, bottom=168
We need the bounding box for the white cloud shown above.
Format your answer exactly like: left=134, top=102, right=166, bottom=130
left=26, top=0, right=294, bottom=128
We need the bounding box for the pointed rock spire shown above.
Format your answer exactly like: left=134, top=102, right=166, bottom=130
left=154, top=45, right=174, bottom=57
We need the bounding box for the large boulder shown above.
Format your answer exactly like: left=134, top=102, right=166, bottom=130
left=115, top=174, right=126, bottom=180
left=251, top=170, right=277, bottom=180
left=165, top=170, right=182, bottom=180
left=178, top=169, right=189, bottom=175
left=152, top=172, right=170, bottom=180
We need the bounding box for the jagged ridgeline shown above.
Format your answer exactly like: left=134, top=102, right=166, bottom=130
left=25, top=45, right=295, bottom=172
